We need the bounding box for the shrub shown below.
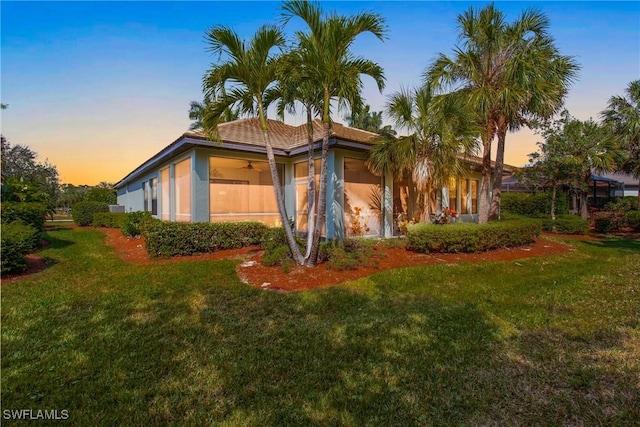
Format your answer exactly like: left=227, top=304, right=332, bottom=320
left=120, top=211, right=153, bottom=237
left=594, top=217, right=613, bottom=234
left=143, top=221, right=268, bottom=258
left=406, top=220, right=541, bottom=254
left=1, top=222, right=40, bottom=274
left=541, top=215, right=589, bottom=235
left=318, top=238, right=380, bottom=270
left=1, top=202, right=47, bottom=231
left=93, top=212, right=128, bottom=228
left=624, top=211, right=640, bottom=231
left=604, top=196, right=638, bottom=213
left=501, top=192, right=569, bottom=217
left=72, top=201, right=109, bottom=226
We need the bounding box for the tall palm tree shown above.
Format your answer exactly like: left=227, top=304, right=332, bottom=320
left=282, top=0, right=387, bottom=266
left=267, top=58, right=324, bottom=259
left=428, top=4, right=578, bottom=222
left=367, top=85, right=478, bottom=222
left=602, top=80, right=640, bottom=209
left=202, top=24, right=305, bottom=264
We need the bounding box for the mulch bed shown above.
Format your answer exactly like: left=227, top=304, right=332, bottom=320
left=5, top=226, right=623, bottom=291
left=99, top=227, right=578, bottom=292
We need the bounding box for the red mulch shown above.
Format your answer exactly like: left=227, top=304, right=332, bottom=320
left=3, top=226, right=617, bottom=291
left=98, top=227, right=584, bottom=292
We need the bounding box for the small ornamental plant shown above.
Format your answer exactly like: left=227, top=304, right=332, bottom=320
left=433, top=208, right=458, bottom=225
left=350, top=206, right=370, bottom=237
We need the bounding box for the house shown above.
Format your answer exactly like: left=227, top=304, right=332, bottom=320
left=115, top=118, right=503, bottom=238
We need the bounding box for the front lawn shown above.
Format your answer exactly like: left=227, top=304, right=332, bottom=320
left=2, top=226, right=639, bottom=425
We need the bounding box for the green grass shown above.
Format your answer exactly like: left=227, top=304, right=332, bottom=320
left=2, top=226, right=639, bottom=425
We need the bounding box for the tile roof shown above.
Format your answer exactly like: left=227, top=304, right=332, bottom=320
left=184, top=118, right=379, bottom=150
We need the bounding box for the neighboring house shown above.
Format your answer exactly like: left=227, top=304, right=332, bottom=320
left=600, top=171, right=639, bottom=198
left=115, top=118, right=508, bottom=238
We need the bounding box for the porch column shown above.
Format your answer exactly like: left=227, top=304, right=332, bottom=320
left=192, top=150, right=210, bottom=223
left=383, top=170, right=394, bottom=237
left=283, top=160, right=296, bottom=225
left=169, top=164, right=175, bottom=221
left=325, top=150, right=344, bottom=240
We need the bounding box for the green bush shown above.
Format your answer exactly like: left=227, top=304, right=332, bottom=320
left=594, top=217, right=613, bottom=234
left=93, top=212, right=128, bottom=228
left=1, top=202, right=47, bottom=231
left=624, top=211, right=640, bottom=231
left=1, top=222, right=40, bottom=274
left=72, top=201, right=109, bottom=226
left=120, top=211, right=153, bottom=237
left=406, top=220, right=541, bottom=254
left=143, top=221, right=268, bottom=258
left=541, top=215, right=589, bottom=235
left=605, top=196, right=638, bottom=213
left=501, top=192, right=569, bottom=217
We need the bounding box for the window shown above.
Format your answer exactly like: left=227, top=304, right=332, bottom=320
left=143, top=181, right=149, bottom=212
left=461, top=179, right=469, bottom=214
left=150, top=178, right=158, bottom=215
left=174, top=158, right=191, bottom=222
left=160, top=167, right=170, bottom=220
left=449, top=178, right=457, bottom=211
left=344, top=158, right=381, bottom=237
left=471, top=180, right=479, bottom=214
left=209, top=157, right=284, bottom=227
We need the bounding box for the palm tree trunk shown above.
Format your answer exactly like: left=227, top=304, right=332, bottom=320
left=420, top=188, right=432, bottom=223
left=489, top=117, right=507, bottom=220
left=304, top=109, right=315, bottom=259
left=260, top=126, right=304, bottom=265
left=580, top=170, right=591, bottom=220
left=478, top=121, right=495, bottom=224
left=306, top=121, right=330, bottom=267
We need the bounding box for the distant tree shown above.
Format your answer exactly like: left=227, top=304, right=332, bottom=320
left=96, top=181, right=115, bottom=189
left=345, top=104, right=396, bottom=137
left=1, top=136, right=59, bottom=207
left=533, top=112, right=620, bottom=219
left=57, top=184, right=91, bottom=210
left=1, top=103, right=7, bottom=109
left=84, top=187, right=117, bottom=205
left=601, top=79, right=640, bottom=209
left=188, top=88, right=240, bottom=131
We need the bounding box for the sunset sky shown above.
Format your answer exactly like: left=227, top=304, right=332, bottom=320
left=2, top=1, right=638, bottom=185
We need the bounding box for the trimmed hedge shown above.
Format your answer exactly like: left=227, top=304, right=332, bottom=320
left=406, top=220, right=541, bottom=254
left=1, top=222, right=40, bottom=274
left=594, top=217, right=613, bottom=234
left=501, top=192, right=569, bottom=217
left=93, top=212, right=128, bottom=228
left=120, top=211, right=153, bottom=237
left=143, top=221, right=268, bottom=258
left=541, top=215, right=589, bottom=235
left=1, top=202, right=47, bottom=231
left=72, top=201, right=109, bottom=226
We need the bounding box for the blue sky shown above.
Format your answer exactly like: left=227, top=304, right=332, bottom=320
left=1, top=1, right=639, bottom=185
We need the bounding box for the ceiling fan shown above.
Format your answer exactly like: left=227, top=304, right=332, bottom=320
left=241, top=160, right=262, bottom=172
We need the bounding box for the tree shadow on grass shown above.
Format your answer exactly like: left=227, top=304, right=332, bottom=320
left=580, top=236, right=640, bottom=253
left=3, top=271, right=638, bottom=425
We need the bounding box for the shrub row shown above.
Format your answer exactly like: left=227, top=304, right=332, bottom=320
left=541, top=215, right=589, bottom=235
left=93, top=212, right=128, bottom=228
left=1, top=202, right=47, bottom=231
left=501, top=192, right=569, bottom=217
left=1, top=222, right=41, bottom=274
left=72, top=201, right=109, bottom=226
left=594, top=211, right=640, bottom=233
left=406, top=220, right=541, bottom=254
left=143, top=220, right=268, bottom=258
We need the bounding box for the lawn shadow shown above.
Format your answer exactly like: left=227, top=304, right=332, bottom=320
left=580, top=236, right=640, bottom=253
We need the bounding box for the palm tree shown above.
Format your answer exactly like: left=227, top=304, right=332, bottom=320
left=188, top=88, right=240, bottom=131
left=267, top=58, right=324, bottom=259
left=428, top=4, right=578, bottom=222
left=367, top=85, right=478, bottom=223
left=282, top=0, right=387, bottom=266
left=202, top=24, right=305, bottom=264
left=602, top=80, right=640, bottom=209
